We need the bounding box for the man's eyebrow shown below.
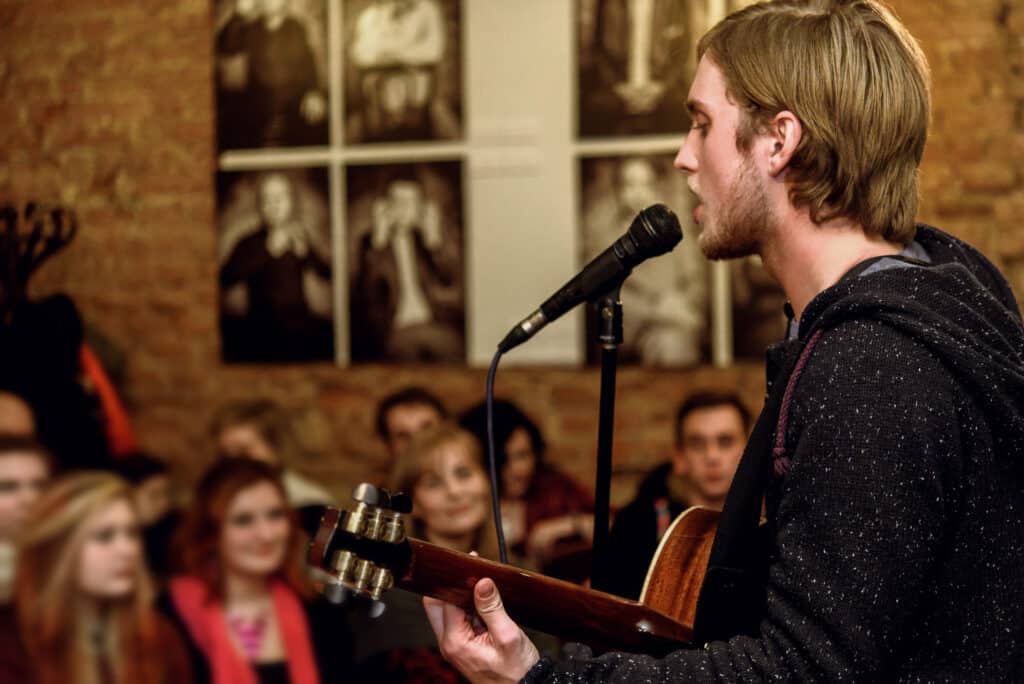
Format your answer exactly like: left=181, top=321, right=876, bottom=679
left=686, top=99, right=709, bottom=117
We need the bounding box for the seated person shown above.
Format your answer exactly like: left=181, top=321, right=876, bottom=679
left=460, top=399, right=594, bottom=577
left=348, top=422, right=500, bottom=682
left=376, top=385, right=447, bottom=468
left=211, top=398, right=334, bottom=532
left=348, top=0, right=446, bottom=141
left=0, top=436, right=52, bottom=603
left=112, top=452, right=181, bottom=582
left=162, top=458, right=352, bottom=683
left=0, top=471, right=190, bottom=682
left=605, top=390, right=750, bottom=600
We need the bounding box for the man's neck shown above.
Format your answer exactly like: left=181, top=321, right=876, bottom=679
left=760, top=212, right=902, bottom=322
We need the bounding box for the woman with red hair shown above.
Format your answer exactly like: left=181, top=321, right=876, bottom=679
left=162, top=457, right=350, bottom=684
left=0, top=471, right=191, bottom=683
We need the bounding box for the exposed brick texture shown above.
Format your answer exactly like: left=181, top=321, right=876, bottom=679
left=1, top=0, right=1022, bottom=505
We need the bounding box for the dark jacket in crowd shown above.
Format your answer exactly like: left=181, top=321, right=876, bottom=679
left=604, top=463, right=690, bottom=601
left=525, top=225, right=1024, bottom=682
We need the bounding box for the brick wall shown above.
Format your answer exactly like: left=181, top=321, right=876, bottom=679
left=1, top=0, right=1021, bottom=503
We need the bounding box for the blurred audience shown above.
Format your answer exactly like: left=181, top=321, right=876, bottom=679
left=163, top=458, right=351, bottom=684
left=0, top=471, right=191, bottom=683
left=349, top=422, right=498, bottom=682
left=375, top=386, right=446, bottom=464
left=112, top=452, right=181, bottom=582
left=0, top=436, right=52, bottom=604
left=460, top=399, right=594, bottom=577
left=605, top=390, right=750, bottom=600
left=0, top=391, right=35, bottom=437
left=211, top=398, right=334, bottom=532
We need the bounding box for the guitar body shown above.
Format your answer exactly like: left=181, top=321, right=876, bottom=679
left=640, top=506, right=719, bottom=629
left=309, top=499, right=719, bottom=656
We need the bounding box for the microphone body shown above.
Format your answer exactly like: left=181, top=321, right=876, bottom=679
left=498, top=203, right=683, bottom=353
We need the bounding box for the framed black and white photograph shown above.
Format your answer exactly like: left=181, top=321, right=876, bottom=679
left=576, top=0, right=702, bottom=138
left=217, top=168, right=334, bottom=362
left=346, top=160, right=465, bottom=363
left=579, top=153, right=708, bottom=366
left=342, top=0, right=463, bottom=144
left=213, top=0, right=329, bottom=151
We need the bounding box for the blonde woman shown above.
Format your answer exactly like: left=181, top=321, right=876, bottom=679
left=0, top=471, right=191, bottom=683
left=349, top=422, right=503, bottom=682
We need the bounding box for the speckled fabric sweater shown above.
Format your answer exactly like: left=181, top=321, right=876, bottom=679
left=524, top=225, right=1024, bottom=682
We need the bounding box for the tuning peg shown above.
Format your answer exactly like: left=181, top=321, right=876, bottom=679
left=323, top=582, right=350, bottom=605
left=367, top=599, right=387, bottom=619
left=351, top=483, right=380, bottom=506
left=368, top=565, right=394, bottom=600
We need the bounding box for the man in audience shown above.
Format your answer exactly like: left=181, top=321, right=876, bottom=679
left=0, top=391, right=35, bottom=438
left=211, top=398, right=335, bottom=532
left=605, top=390, right=749, bottom=600
left=376, top=386, right=447, bottom=464
left=0, top=437, right=52, bottom=602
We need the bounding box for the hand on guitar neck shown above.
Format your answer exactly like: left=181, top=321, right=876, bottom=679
left=423, top=576, right=540, bottom=684
left=307, top=483, right=720, bottom=677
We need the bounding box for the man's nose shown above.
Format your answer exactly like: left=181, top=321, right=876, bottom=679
left=674, top=133, right=698, bottom=174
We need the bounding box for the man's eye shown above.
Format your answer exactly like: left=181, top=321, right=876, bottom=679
left=691, top=121, right=710, bottom=134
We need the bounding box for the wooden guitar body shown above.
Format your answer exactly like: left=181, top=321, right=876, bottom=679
left=309, top=490, right=719, bottom=656
left=640, top=506, right=720, bottom=629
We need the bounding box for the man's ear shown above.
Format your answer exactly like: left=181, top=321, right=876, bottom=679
left=768, top=110, right=801, bottom=177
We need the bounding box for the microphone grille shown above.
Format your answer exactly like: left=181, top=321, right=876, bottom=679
left=631, top=203, right=683, bottom=256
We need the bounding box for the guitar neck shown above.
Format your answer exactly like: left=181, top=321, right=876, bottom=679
left=397, top=538, right=693, bottom=656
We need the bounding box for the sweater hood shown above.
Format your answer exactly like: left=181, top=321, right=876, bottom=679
left=798, top=224, right=1024, bottom=464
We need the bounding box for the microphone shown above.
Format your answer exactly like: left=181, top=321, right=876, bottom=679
left=497, top=203, right=683, bottom=353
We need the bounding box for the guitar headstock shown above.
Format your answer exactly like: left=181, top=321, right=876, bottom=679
left=308, top=483, right=413, bottom=612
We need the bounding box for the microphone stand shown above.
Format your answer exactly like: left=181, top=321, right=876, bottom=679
left=589, top=278, right=626, bottom=593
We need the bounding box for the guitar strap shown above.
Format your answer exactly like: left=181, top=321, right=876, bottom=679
left=692, top=327, right=824, bottom=644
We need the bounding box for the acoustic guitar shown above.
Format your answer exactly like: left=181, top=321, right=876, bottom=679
left=307, top=484, right=718, bottom=656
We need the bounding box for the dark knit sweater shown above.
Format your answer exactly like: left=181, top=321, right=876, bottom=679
left=525, top=225, right=1024, bottom=682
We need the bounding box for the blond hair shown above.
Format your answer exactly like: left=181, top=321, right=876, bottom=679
left=390, top=422, right=501, bottom=561
left=699, top=0, right=931, bottom=243
left=15, top=472, right=161, bottom=684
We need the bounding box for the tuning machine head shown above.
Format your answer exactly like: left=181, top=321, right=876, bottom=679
left=308, top=483, right=413, bottom=612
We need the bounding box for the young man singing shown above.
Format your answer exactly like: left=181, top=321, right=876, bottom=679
left=424, top=1, right=1024, bottom=681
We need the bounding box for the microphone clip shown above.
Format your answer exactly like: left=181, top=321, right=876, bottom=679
left=593, top=278, right=627, bottom=350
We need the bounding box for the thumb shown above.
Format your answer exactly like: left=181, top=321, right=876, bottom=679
left=473, top=578, right=538, bottom=668
left=473, top=578, right=518, bottom=641
left=474, top=577, right=503, bottom=615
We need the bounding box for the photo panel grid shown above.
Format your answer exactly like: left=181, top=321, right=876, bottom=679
left=342, top=0, right=464, bottom=144
left=578, top=152, right=709, bottom=366
left=216, top=167, right=335, bottom=363
left=345, top=160, right=466, bottom=363
left=213, top=0, right=330, bottom=152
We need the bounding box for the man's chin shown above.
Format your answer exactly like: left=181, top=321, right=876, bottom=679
left=699, top=231, right=758, bottom=261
